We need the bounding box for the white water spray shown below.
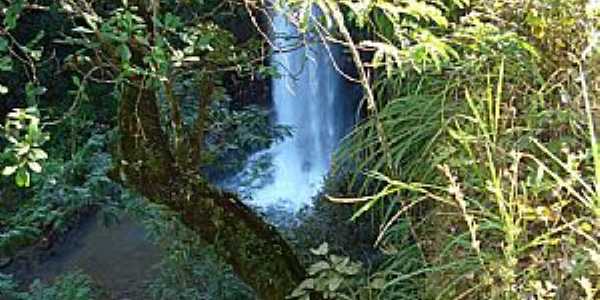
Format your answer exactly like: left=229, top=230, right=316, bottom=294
left=229, top=9, right=356, bottom=213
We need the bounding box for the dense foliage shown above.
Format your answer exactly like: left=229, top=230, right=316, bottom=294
left=1, top=0, right=600, bottom=299
left=1, top=271, right=96, bottom=300
left=317, top=0, right=600, bottom=299
left=1, top=0, right=287, bottom=298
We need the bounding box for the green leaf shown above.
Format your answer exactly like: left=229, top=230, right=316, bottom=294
left=0, top=56, right=12, bottom=72
left=0, top=84, right=8, bottom=94
left=117, top=44, right=131, bottom=62
left=30, top=148, right=48, bottom=160
left=25, top=83, right=46, bottom=104
left=298, top=278, right=315, bottom=290
left=28, top=161, right=42, bottom=173
left=195, top=35, right=214, bottom=51
left=2, top=165, right=18, bottom=176
left=4, top=0, right=25, bottom=30
left=330, top=255, right=348, bottom=267
left=163, top=13, right=182, bottom=30
left=310, top=242, right=329, bottom=256
left=0, top=37, right=8, bottom=52
left=308, top=261, right=330, bottom=275
left=369, top=277, right=386, bottom=290
left=15, top=168, right=30, bottom=187
left=288, top=279, right=313, bottom=298
left=327, top=276, right=343, bottom=292
left=16, top=144, right=30, bottom=156
left=343, top=262, right=361, bottom=275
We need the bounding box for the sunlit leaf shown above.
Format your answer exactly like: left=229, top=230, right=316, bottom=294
left=28, top=161, right=42, bottom=173
left=15, top=168, right=30, bottom=187
left=308, top=261, right=330, bottom=275
left=2, top=165, right=18, bottom=176
left=30, top=149, right=48, bottom=160
left=310, top=242, right=329, bottom=256
left=327, top=276, right=343, bottom=291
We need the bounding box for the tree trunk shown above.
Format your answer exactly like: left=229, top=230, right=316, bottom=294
left=113, top=80, right=306, bottom=300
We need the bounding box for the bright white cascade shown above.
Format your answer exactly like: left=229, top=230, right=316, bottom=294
left=232, top=10, right=355, bottom=213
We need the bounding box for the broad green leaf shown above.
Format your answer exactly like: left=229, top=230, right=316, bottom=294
left=338, top=261, right=361, bottom=275
left=330, top=254, right=348, bottom=267
left=2, top=165, right=18, bottom=176
left=15, top=168, right=30, bottom=187
left=327, top=276, right=343, bottom=291
left=288, top=279, right=314, bottom=298
left=369, top=277, right=386, bottom=290
left=28, top=161, right=42, bottom=173
left=310, top=242, right=329, bottom=256
left=30, top=149, right=48, bottom=160
left=16, top=144, right=31, bottom=156
left=307, top=261, right=330, bottom=275
left=288, top=287, right=307, bottom=298
left=298, top=278, right=315, bottom=290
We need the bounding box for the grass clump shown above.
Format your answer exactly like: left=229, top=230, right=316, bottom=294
left=326, top=0, right=600, bottom=299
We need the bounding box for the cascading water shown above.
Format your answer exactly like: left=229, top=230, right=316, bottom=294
left=228, top=9, right=356, bottom=213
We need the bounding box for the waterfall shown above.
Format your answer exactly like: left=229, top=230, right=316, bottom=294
left=229, top=9, right=356, bottom=213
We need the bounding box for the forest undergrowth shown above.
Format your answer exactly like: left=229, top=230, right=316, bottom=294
left=291, top=0, right=600, bottom=299
left=1, top=0, right=600, bottom=299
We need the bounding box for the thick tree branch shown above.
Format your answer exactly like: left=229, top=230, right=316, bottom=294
left=115, top=79, right=307, bottom=300
left=62, top=1, right=310, bottom=297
